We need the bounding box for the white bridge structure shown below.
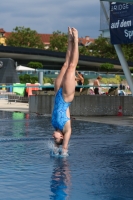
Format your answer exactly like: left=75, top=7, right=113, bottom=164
left=100, top=0, right=133, bottom=96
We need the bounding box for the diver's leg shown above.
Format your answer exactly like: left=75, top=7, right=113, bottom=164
left=54, top=27, right=73, bottom=93
left=62, top=27, right=79, bottom=102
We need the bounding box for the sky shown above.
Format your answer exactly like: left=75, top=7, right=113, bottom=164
left=0, top=0, right=102, bottom=39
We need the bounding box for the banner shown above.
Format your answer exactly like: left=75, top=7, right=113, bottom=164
left=110, top=2, right=133, bottom=44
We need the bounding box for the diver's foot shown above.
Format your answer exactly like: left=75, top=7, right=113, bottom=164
left=61, top=149, right=69, bottom=157
left=72, top=27, right=78, bottom=43
left=68, top=27, right=73, bottom=42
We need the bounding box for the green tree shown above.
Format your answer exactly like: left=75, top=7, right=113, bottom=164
left=121, top=44, right=133, bottom=62
left=43, top=77, right=53, bottom=84
left=19, top=74, right=31, bottom=83
left=85, top=35, right=133, bottom=62
left=115, top=75, right=122, bottom=82
left=79, top=46, right=90, bottom=56
left=87, top=36, right=117, bottom=59
left=49, top=30, right=67, bottom=52
left=101, top=75, right=121, bottom=84
left=83, top=78, right=89, bottom=85
left=100, top=63, right=114, bottom=73
left=6, top=26, right=44, bottom=48
left=27, top=61, right=43, bottom=69
left=19, top=74, right=38, bottom=84
left=130, top=67, right=133, bottom=73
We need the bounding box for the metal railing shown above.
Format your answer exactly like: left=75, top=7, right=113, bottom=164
left=0, top=84, right=120, bottom=89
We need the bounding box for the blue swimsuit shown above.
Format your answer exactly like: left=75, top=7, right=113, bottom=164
left=51, top=88, right=71, bottom=131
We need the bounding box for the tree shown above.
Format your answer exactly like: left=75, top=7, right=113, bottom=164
left=43, top=77, right=53, bottom=84
left=88, top=35, right=133, bottom=62
left=121, top=44, right=133, bottom=62
left=79, top=46, right=90, bottom=56
left=27, top=61, right=43, bottom=69
left=6, top=26, right=44, bottom=48
left=87, top=36, right=117, bottom=59
left=100, top=63, right=114, bottom=73
left=19, top=74, right=38, bottom=84
left=49, top=30, right=67, bottom=52
left=130, top=67, right=133, bottom=73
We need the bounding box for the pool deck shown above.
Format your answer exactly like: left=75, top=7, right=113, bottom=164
left=0, top=99, right=29, bottom=113
left=0, top=99, right=133, bottom=127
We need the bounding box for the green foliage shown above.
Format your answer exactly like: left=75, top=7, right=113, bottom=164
left=27, top=62, right=43, bottom=69
left=83, top=78, right=89, bottom=85
left=130, top=67, right=133, bottom=73
left=6, top=26, right=44, bottom=48
left=100, top=63, right=114, bottom=72
left=79, top=35, right=133, bottom=62
left=19, top=74, right=38, bottom=84
left=101, top=75, right=122, bottom=84
left=5, top=26, right=133, bottom=62
left=19, top=74, right=53, bottom=84
left=87, top=36, right=117, bottom=59
left=115, top=75, right=122, bottom=82
left=30, top=76, right=38, bottom=84
left=87, top=35, right=133, bottom=62
left=43, top=77, right=53, bottom=84
left=49, top=30, right=67, bottom=52
left=121, top=43, right=133, bottom=62
left=79, top=46, right=90, bottom=56
left=19, top=74, right=30, bottom=83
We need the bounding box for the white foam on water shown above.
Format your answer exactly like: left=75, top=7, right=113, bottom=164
left=47, top=140, right=55, bottom=150
left=47, top=140, right=69, bottom=157
left=124, top=150, right=133, bottom=154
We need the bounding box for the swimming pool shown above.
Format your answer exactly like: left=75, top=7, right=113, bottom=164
left=0, top=111, right=133, bottom=200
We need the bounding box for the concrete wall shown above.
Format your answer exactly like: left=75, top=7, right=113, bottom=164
left=29, top=95, right=133, bottom=116
left=29, top=95, right=54, bottom=114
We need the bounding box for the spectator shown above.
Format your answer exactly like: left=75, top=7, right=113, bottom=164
left=93, top=76, right=102, bottom=95
left=119, top=83, right=123, bottom=90
left=75, top=71, right=84, bottom=92
left=122, top=85, right=125, bottom=90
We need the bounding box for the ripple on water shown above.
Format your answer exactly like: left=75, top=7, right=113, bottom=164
left=0, top=111, right=133, bottom=199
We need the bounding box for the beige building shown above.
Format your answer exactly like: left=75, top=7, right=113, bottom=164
left=0, top=28, right=6, bottom=46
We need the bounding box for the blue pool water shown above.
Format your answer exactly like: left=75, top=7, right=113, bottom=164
left=0, top=111, right=133, bottom=200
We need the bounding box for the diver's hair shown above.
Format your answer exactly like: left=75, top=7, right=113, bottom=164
left=56, top=139, right=63, bottom=146
left=97, top=76, right=102, bottom=80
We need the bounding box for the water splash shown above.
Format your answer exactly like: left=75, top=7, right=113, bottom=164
left=47, top=140, right=69, bottom=157
left=124, top=150, right=133, bottom=154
